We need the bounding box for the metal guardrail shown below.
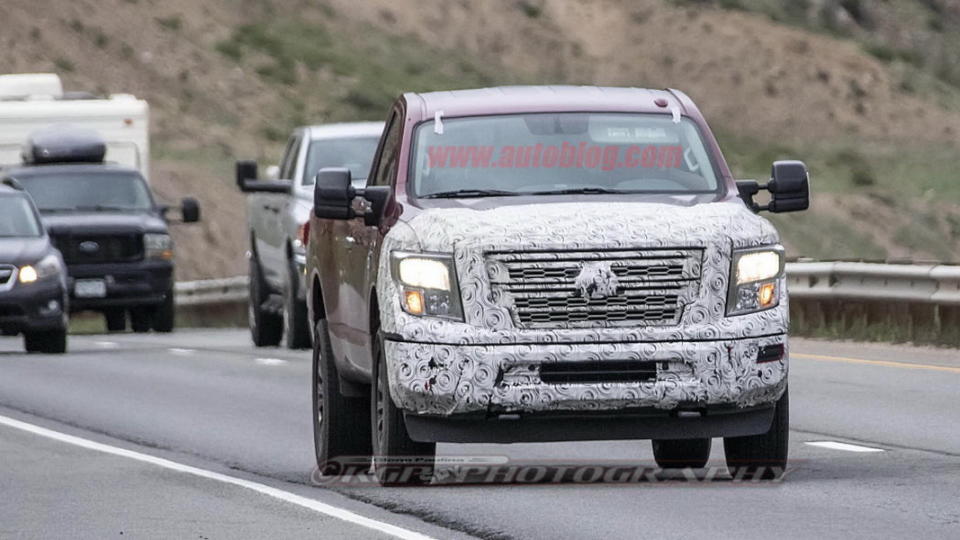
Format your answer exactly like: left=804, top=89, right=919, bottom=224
left=174, top=276, right=247, bottom=307
left=786, top=262, right=960, bottom=305
left=174, top=262, right=960, bottom=308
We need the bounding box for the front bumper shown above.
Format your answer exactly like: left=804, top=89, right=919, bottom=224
left=66, top=260, right=173, bottom=311
left=0, top=278, right=67, bottom=333
left=384, top=334, right=788, bottom=419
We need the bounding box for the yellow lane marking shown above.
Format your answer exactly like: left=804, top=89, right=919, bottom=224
left=792, top=352, right=960, bottom=374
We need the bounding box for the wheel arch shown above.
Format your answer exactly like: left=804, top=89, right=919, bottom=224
left=309, top=271, right=326, bottom=324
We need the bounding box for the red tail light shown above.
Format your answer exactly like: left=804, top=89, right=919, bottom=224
left=298, top=221, right=311, bottom=246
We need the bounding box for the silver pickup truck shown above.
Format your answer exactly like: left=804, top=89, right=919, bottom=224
left=235, top=122, right=383, bottom=348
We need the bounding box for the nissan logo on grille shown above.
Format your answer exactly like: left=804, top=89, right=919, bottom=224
left=574, top=261, right=620, bottom=299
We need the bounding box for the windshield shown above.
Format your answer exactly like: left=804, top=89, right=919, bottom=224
left=0, top=195, right=42, bottom=237
left=411, top=113, right=721, bottom=197
left=302, top=136, right=381, bottom=185
left=15, top=172, right=154, bottom=213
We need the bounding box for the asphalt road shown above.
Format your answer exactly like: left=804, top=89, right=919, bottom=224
left=0, top=330, right=957, bottom=539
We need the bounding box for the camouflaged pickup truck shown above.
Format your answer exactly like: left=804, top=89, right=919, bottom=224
left=306, top=86, right=810, bottom=485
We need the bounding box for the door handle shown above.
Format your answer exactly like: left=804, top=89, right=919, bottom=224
left=344, top=236, right=358, bottom=244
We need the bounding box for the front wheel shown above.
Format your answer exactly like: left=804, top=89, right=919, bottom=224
left=312, top=319, right=372, bottom=477
left=249, top=256, right=282, bottom=347
left=371, top=332, right=436, bottom=486
left=152, top=289, right=175, bottom=333
left=104, top=309, right=126, bottom=332
left=283, top=259, right=311, bottom=349
left=24, top=327, right=67, bottom=354
left=651, top=438, right=712, bottom=469
left=130, top=308, right=152, bottom=333
left=724, top=387, right=789, bottom=480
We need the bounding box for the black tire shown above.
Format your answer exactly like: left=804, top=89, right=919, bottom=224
left=652, top=438, right=712, bottom=469
left=313, top=319, right=373, bottom=477
left=104, top=309, right=126, bottom=332
left=152, top=289, right=175, bottom=333
left=249, top=256, right=282, bottom=347
left=24, top=327, right=67, bottom=354
left=130, top=308, right=152, bottom=333
left=372, top=332, right=436, bottom=486
left=724, top=388, right=789, bottom=480
left=283, top=259, right=311, bottom=349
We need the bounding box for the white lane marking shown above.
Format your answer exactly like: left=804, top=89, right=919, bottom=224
left=805, top=441, right=885, bottom=453
left=168, top=348, right=196, bottom=356
left=94, top=341, right=119, bottom=349
left=0, top=414, right=434, bottom=540
left=255, top=357, right=288, bottom=366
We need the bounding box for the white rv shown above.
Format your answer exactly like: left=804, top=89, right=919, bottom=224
left=0, top=73, right=150, bottom=181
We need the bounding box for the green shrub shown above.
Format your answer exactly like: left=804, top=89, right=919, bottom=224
left=54, top=57, right=75, bottom=72
left=156, top=15, right=183, bottom=32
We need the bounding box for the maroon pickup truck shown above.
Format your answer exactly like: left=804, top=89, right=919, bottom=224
left=305, top=86, right=809, bottom=485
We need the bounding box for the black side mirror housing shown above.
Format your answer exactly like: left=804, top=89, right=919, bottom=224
left=314, top=168, right=356, bottom=219
left=737, top=160, right=810, bottom=213
left=235, top=160, right=257, bottom=191
left=181, top=197, right=201, bottom=223
left=767, top=160, right=810, bottom=213
left=314, top=167, right=393, bottom=226
left=236, top=160, right=291, bottom=193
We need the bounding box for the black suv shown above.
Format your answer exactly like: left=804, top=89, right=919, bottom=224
left=0, top=182, right=68, bottom=353
left=1, top=129, right=200, bottom=332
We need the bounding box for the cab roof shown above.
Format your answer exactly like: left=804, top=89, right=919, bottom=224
left=404, top=85, right=699, bottom=119
left=1, top=162, right=143, bottom=179
left=303, top=122, right=385, bottom=141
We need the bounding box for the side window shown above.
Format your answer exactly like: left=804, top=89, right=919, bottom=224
left=370, top=112, right=402, bottom=187
left=278, top=134, right=302, bottom=180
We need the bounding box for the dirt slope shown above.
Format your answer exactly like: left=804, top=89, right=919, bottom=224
left=1, top=0, right=958, bottom=277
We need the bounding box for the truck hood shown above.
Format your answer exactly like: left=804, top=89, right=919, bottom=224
left=402, top=200, right=779, bottom=252
left=41, top=212, right=167, bottom=236
left=0, top=236, right=53, bottom=266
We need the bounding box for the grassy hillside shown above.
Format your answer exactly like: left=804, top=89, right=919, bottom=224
left=1, top=0, right=958, bottom=278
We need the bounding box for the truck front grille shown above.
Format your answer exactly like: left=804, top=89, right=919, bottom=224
left=52, top=234, right=143, bottom=264
left=486, top=248, right=702, bottom=329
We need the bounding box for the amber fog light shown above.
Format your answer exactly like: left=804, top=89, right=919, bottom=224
left=403, top=290, right=425, bottom=315
left=759, top=282, right=776, bottom=308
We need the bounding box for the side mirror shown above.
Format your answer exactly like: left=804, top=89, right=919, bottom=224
left=767, top=160, right=810, bottom=213
left=235, top=160, right=257, bottom=191
left=314, top=168, right=356, bottom=220
left=235, top=160, right=292, bottom=193
left=181, top=197, right=200, bottom=223
left=313, top=167, right=393, bottom=226
left=736, top=160, right=810, bottom=213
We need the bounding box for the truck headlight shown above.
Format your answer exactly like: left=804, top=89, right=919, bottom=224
left=727, top=247, right=784, bottom=316
left=391, top=252, right=463, bottom=320
left=144, top=233, right=173, bottom=260
left=19, top=254, right=61, bottom=284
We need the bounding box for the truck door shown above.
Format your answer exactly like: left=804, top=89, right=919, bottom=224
left=330, top=111, right=402, bottom=376
left=257, top=133, right=301, bottom=289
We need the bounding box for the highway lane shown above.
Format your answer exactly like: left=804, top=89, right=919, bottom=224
left=0, top=330, right=957, bottom=539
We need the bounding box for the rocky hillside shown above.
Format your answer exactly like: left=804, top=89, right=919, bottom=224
left=2, top=0, right=958, bottom=277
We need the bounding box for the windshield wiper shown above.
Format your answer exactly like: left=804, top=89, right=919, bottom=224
left=75, top=205, right=141, bottom=212
left=38, top=207, right=79, bottom=213
left=522, top=187, right=626, bottom=196
left=420, top=189, right=521, bottom=199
